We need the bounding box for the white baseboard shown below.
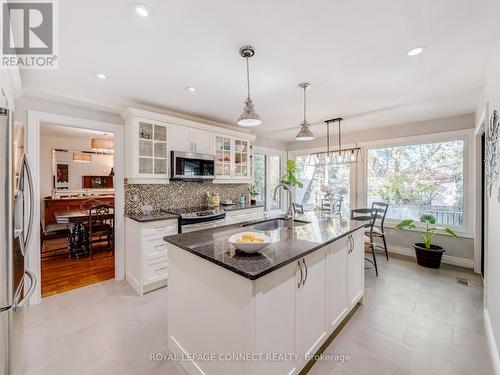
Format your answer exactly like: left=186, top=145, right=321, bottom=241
left=387, top=245, right=474, bottom=269
left=484, top=308, right=500, bottom=375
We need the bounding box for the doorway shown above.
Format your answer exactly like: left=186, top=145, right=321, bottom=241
left=26, top=111, right=125, bottom=305
left=39, top=123, right=116, bottom=297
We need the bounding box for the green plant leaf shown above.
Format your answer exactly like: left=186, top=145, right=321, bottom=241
left=420, top=214, right=436, bottom=224
left=443, top=227, right=458, bottom=238
left=396, top=219, right=416, bottom=230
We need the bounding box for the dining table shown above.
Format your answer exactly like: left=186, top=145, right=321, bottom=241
left=54, top=208, right=114, bottom=259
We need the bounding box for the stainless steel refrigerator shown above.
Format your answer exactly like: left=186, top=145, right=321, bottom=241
left=0, top=90, right=37, bottom=375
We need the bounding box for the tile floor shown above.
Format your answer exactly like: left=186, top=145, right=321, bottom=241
left=22, top=254, right=492, bottom=375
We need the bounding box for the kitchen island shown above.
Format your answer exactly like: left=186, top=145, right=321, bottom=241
left=163, top=211, right=366, bottom=375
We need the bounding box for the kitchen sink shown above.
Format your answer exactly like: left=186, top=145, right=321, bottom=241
left=241, top=218, right=310, bottom=231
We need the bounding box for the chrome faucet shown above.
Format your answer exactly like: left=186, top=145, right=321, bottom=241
left=273, top=183, right=295, bottom=229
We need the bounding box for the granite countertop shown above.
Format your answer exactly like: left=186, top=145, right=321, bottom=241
left=219, top=202, right=264, bottom=211
left=125, top=211, right=179, bottom=222
left=164, top=211, right=367, bottom=280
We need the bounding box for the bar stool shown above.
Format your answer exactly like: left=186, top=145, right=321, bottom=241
left=351, top=208, right=378, bottom=276
left=366, top=202, right=389, bottom=260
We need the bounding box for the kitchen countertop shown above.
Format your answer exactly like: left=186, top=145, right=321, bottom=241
left=125, top=203, right=264, bottom=222
left=125, top=211, right=179, bottom=222
left=163, top=211, right=367, bottom=280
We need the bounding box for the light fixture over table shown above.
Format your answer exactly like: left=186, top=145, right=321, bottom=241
left=237, top=46, right=261, bottom=127
left=310, top=117, right=361, bottom=165
left=296, top=82, right=314, bottom=141
left=73, top=152, right=92, bottom=163
left=91, top=138, right=114, bottom=154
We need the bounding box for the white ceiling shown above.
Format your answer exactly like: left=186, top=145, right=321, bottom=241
left=21, top=0, right=500, bottom=141
left=40, top=122, right=114, bottom=139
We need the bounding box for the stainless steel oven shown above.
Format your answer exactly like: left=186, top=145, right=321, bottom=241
left=171, top=151, right=215, bottom=181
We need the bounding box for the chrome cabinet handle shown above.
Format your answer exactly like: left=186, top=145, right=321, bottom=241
left=13, top=270, right=36, bottom=311
left=297, top=260, right=303, bottom=288
left=302, top=259, right=308, bottom=286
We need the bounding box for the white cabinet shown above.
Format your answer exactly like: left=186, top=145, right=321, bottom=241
left=296, top=248, right=328, bottom=366
left=171, top=125, right=213, bottom=154
left=123, top=112, right=170, bottom=183
left=348, top=230, right=364, bottom=307
left=224, top=207, right=264, bottom=225
left=328, top=238, right=349, bottom=332
left=214, top=134, right=253, bottom=183
left=125, top=218, right=178, bottom=295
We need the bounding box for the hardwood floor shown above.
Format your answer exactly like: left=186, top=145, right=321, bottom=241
left=41, top=238, right=115, bottom=297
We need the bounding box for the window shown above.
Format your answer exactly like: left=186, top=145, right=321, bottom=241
left=294, top=155, right=351, bottom=217
left=269, top=155, right=281, bottom=210
left=252, top=153, right=266, bottom=204
left=367, top=140, right=465, bottom=227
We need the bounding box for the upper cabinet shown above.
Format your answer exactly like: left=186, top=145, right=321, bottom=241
left=122, top=108, right=255, bottom=184
left=214, top=134, right=252, bottom=182
left=123, top=112, right=170, bottom=183
left=170, top=125, right=213, bottom=154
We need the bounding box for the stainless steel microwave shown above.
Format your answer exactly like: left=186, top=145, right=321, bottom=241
left=171, top=151, right=215, bottom=181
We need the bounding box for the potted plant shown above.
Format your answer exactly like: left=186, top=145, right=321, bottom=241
left=280, top=160, right=303, bottom=189
left=396, top=214, right=458, bottom=269
left=248, top=185, right=260, bottom=205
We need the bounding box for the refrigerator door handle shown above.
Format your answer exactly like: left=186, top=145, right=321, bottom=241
left=13, top=270, right=37, bottom=311
left=14, top=154, right=35, bottom=256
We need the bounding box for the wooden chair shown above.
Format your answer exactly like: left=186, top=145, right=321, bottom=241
left=292, top=203, right=304, bottom=214
left=86, top=203, right=114, bottom=259
left=40, top=222, right=69, bottom=259
left=366, top=202, right=389, bottom=260
left=351, top=208, right=378, bottom=276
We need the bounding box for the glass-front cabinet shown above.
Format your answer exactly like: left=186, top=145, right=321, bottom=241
left=214, top=134, right=252, bottom=182
left=124, top=111, right=170, bottom=182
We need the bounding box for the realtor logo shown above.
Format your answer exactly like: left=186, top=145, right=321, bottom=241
left=2, top=0, right=58, bottom=68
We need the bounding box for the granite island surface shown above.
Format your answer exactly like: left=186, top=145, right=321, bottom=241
left=164, top=211, right=366, bottom=375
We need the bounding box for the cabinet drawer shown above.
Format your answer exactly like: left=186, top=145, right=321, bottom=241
left=144, top=257, right=168, bottom=284
left=143, top=238, right=168, bottom=260
left=225, top=208, right=261, bottom=218
left=142, top=222, right=178, bottom=237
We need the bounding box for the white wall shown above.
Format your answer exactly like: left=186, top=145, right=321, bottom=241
left=476, top=30, right=500, bottom=372
left=40, top=135, right=113, bottom=198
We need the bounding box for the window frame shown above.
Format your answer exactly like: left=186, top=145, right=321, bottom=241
left=360, top=129, right=475, bottom=238
left=253, top=146, right=287, bottom=213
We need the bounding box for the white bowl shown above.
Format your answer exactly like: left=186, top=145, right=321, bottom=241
left=228, top=232, right=272, bottom=254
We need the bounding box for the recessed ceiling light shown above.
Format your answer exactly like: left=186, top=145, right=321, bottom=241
left=96, top=73, right=107, bottom=80
left=186, top=86, right=196, bottom=92
left=407, top=46, right=425, bottom=56
left=132, top=3, right=150, bottom=18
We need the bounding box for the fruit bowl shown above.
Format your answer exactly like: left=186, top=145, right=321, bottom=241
left=228, top=232, right=272, bottom=253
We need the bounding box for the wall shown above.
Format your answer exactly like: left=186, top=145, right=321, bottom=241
left=288, top=113, right=476, bottom=263
left=124, top=181, right=249, bottom=214
left=40, top=135, right=114, bottom=199
left=476, top=30, right=500, bottom=372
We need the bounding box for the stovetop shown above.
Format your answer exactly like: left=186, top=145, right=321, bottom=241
left=162, top=206, right=225, bottom=219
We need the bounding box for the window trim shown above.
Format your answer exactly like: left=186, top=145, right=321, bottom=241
left=360, top=129, right=475, bottom=238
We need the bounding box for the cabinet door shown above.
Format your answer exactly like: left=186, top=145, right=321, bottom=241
left=136, top=119, right=168, bottom=178
left=296, top=248, right=328, bottom=363
left=328, top=239, right=349, bottom=333
left=191, top=128, right=213, bottom=154
left=214, top=134, right=233, bottom=179
left=234, top=138, right=251, bottom=179
left=153, top=123, right=168, bottom=176
left=170, top=125, right=192, bottom=152
left=348, top=230, right=364, bottom=307
left=254, top=261, right=298, bottom=375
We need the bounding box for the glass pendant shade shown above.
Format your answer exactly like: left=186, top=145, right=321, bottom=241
left=238, top=97, right=262, bottom=126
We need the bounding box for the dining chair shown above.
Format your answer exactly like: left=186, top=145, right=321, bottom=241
left=351, top=208, right=379, bottom=276
left=367, top=202, right=389, bottom=260
left=292, top=203, right=304, bottom=214
left=86, top=203, right=114, bottom=259
left=40, top=222, right=69, bottom=259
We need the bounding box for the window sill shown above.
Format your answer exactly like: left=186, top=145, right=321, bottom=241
left=382, top=221, right=474, bottom=239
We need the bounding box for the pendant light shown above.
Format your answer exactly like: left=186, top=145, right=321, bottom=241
left=237, top=46, right=261, bottom=126
left=310, top=117, right=361, bottom=165
left=91, top=137, right=114, bottom=154
left=296, top=83, right=315, bottom=141
left=73, top=152, right=92, bottom=163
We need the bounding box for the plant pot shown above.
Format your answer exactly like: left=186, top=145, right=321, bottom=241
left=414, top=243, right=445, bottom=269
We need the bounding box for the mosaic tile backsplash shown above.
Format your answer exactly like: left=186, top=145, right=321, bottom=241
left=125, top=181, right=250, bottom=214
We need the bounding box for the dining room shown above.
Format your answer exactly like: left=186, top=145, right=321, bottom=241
left=39, top=122, right=116, bottom=297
